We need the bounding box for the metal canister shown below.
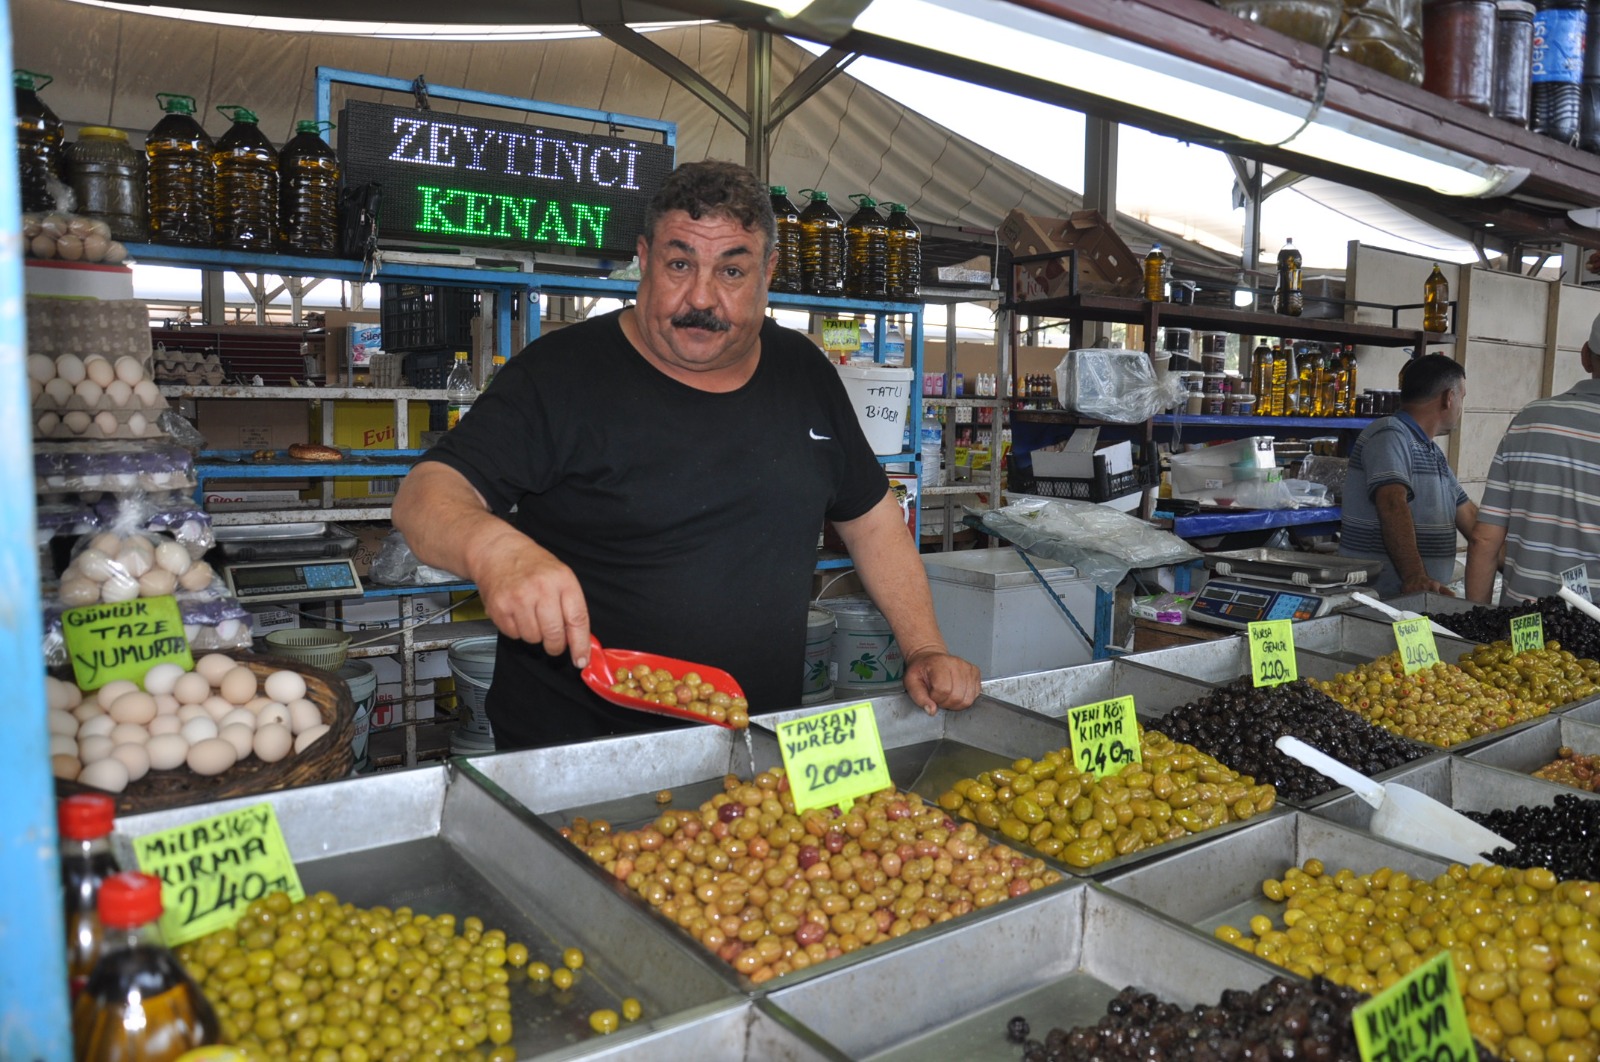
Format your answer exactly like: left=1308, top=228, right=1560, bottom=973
left=1424, top=0, right=1499, bottom=111
left=63, top=126, right=147, bottom=241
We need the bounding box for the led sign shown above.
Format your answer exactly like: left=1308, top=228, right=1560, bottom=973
left=339, top=98, right=674, bottom=258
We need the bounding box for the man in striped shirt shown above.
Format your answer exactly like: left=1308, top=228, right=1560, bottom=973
left=1338, top=354, right=1474, bottom=596
left=1466, top=315, right=1600, bottom=604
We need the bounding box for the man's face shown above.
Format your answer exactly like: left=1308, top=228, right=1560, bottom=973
left=631, top=209, right=776, bottom=385
left=1441, top=382, right=1466, bottom=433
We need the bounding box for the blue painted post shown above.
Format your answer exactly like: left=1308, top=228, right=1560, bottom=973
left=0, top=1, right=73, bottom=1056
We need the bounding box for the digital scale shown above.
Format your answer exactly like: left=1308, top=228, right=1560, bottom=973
left=1188, top=548, right=1381, bottom=630
left=222, top=558, right=365, bottom=603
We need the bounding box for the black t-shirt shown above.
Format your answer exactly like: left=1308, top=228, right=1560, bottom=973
left=418, top=309, right=890, bottom=748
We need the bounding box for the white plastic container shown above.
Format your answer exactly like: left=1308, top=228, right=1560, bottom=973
left=447, top=636, right=498, bottom=755
left=822, top=596, right=904, bottom=692
left=836, top=362, right=913, bottom=455
left=922, top=549, right=1099, bottom=676
left=803, top=606, right=835, bottom=701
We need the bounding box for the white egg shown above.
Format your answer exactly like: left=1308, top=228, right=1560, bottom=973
left=287, top=699, right=323, bottom=735
left=53, top=756, right=81, bottom=781
left=133, top=380, right=161, bottom=407
left=123, top=536, right=154, bottom=558
left=107, top=691, right=157, bottom=725
left=27, top=353, right=54, bottom=383
left=114, top=357, right=145, bottom=386
left=194, top=653, right=236, bottom=686
left=155, top=541, right=192, bottom=576
left=93, top=411, right=119, bottom=437
left=154, top=693, right=179, bottom=715
left=219, top=723, right=255, bottom=759
left=104, top=379, right=133, bottom=408
left=116, top=547, right=152, bottom=579
left=145, top=733, right=189, bottom=771
left=79, top=757, right=129, bottom=794
left=142, top=663, right=184, bottom=696
left=187, top=738, right=237, bottom=776
left=96, top=680, right=139, bottom=710
left=137, top=570, right=177, bottom=597
left=293, top=724, right=331, bottom=754
left=264, top=669, right=308, bottom=704
left=72, top=702, right=106, bottom=723
left=101, top=572, right=139, bottom=602
left=43, top=377, right=74, bottom=406
left=50, top=734, right=78, bottom=759
left=179, top=562, right=214, bottom=592
left=108, top=723, right=149, bottom=747
left=257, top=702, right=292, bottom=729
left=55, top=354, right=86, bottom=385
left=147, top=714, right=182, bottom=736
left=202, top=695, right=234, bottom=721
left=175, top=704, right=208, bottom=724
left=57, top=577, right=100, bottom=607
left=63, top=411, right=92, bottom=435
left=220, top=667, right=258, bottom=705
left=128, top=412, right=148, bottom=436
left=179, top=716, right=218, bottom=745
left=47, top=710, right=77, bottom=737
left=73, top=379, right=103, bottom=406
left=216, top=618, right=242, bottom=641
left=45, top=677, right=78, bottom=711
left=85, top=356, right=115, bottom=387
left=78, top=735, right=114, bottom=763
left=109, top=743, right=150, bottom=783
left=36, top=411, right=59, bottom=435
left=183, top=624, right=201, bottom=642
left=253, top=724, right=293, bottom=763
left=219, top=707, right=257, bottom=731
left=172, top=671, right=211, bottom=705
left=78, top=714, right=115, bottom=740
left=29, top=378, right=43, bottom=402
left=75, top=549, right=115, bottom=583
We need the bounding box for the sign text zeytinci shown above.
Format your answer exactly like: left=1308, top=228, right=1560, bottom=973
left=339, top=98, right=674, bottom=258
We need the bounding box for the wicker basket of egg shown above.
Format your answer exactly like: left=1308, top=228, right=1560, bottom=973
left=50, top=650, right=354, bottom=815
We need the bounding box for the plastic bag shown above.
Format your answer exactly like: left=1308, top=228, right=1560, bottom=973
left=1298, top=455, right=1348, bottom=501
left=1052, top=349, right=1187, bottom=423
left=371, top=530, right=464, bottom=586
left=970, top=497, right=1202, bottom=591
left=51, top=497, right=222, bottom=609
left=35, top=439, right=194, bottom=495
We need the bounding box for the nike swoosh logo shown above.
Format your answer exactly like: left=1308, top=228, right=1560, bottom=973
left=809, top=429, right=831, bottom=441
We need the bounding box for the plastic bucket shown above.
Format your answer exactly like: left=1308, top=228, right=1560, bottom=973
left=823, top=596, right=903, bottom=692
left=337, top=661, right=378, bottom=773
left=835, top=363, right=914, bottom=455
left=803, top=606, right=836, bottom=701
left=447, top=636, right=498, bottom=755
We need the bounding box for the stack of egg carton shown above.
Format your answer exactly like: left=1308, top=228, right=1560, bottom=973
left=151, top=346, right=226, bottom=386
left=29, top=352, right=170, bottom=440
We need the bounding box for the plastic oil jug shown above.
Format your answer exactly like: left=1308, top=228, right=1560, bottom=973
left=797, top=189, right=844, bottom=296
left=768, top=185, right=803, bottom=293
left=15, top=69, right=63, bottom=212
left=1423, top=264, right=1451, bottom=332
left=278, top=120, right=340, bottom=256
left=885, top=202, right=922, bottom=299
left=1143, top=242, right=1167, bottom=302
left=146, top=93, right=215, bottom=247
left=844, top=193, right=888, bottom=298
left=212, top=105, right=278, bottom=252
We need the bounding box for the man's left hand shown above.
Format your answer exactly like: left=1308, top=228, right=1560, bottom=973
left=903, top=650, right=981, bottom=716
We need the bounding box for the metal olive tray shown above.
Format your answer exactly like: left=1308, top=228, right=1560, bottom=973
left=980, top=657, right=1216, bottom=720
left=1315, top=752, right=1600, bottom=831
left=1463, top=713, right=1600, bottom=778
left=762, top=882, right=1286, bottom=1062
left=117, top=766, right=767, bottom=1061
left=1100, top=811, right=1455, bottom=938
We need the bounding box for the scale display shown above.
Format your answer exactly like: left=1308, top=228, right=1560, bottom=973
left=223, top=559, right=364, bottom=603
left=1190, top=578, right=1334, bottom=629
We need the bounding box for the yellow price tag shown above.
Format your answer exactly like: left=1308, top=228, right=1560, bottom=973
left=820, top=318, right=861, bottom=354
left=62, top=595, right=193, bottom=691
left=1067, top=696, right=1142, bottom=778
left=1353, top=949, right=1474, bottom=1062
left=776, top=702, right=892, bottom=815
left=1393, top=617, right=1440, bottom=675
left=1510, top=613, right=1544, bottom=655
left=1248, top=620, right=1298, bottom=687
left=133, top=803, right=305, bottom=946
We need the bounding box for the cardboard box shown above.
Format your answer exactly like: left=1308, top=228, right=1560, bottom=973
left=202, top=488, right=307, bottom=507
left=310, top=400, right=431, bottom=500
left=368, top=654, right=436, bottom=726
left=1000, top=209, right=1141, bottom=300
left=321, top=310, right=382, bottom=384
left=243, top=604, right=299, bottom=636
left=194, top=398, right=309, bottom=451
left=350, top=523, right=393, bottom=578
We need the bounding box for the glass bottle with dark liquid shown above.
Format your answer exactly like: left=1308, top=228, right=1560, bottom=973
left=61, top=793, right=118, bottom=1001
left=73, top=871, right=219, bottom=1061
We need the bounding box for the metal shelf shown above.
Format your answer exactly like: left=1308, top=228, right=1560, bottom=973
left=1152, top=414, right=1375, bottom=430
left=361, top=581, right=476, bottom=599
left=1167, top=506, right=1345, bottom=537
left=161, top=385, right=452, bottom=402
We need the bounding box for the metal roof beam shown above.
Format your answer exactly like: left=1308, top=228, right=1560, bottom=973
left=590, top=21, right=750, bottom=136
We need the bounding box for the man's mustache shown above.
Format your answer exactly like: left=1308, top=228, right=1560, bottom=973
left=671, top=308, right=731, bottom=332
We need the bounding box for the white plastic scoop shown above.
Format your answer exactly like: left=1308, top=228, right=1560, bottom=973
left=1560, top=585, right=1600, bottom=625
left=1350, top=591, right=1462, bottom=640
left=1275, top=735, right=1510, bottom=865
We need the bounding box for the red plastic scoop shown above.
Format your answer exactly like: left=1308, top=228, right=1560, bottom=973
left=580, top=636, right=747, bottom=729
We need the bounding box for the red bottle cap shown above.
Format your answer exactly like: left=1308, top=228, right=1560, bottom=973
left=97, top=871, right=164, bottom=928
left=58, top=793, right=115, bottom=841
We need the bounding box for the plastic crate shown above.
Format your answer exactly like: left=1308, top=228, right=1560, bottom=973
left=380, top=284, right=478, bottom=353
left=402, top=349, right=455, bottom=389
left=1010, top=451, right=1147, bottom=502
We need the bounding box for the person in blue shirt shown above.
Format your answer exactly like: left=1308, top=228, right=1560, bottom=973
left=1338, top=354, right=1476, bottom=596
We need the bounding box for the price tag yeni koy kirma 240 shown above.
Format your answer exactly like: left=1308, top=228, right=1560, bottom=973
left=1067, top=696, right=1142, bottom=778
left=775, top=701, right=893, bottom=816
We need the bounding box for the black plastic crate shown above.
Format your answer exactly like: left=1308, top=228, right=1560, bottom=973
left=381, top=284, right=478, bottom=353
left=1009, top=450, right=1148, bottom=502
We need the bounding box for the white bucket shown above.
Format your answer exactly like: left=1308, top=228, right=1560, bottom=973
left=836, top=363, right=914, bottom=455
left=338, top=661, right=378, bottom=774
left=803, top=606, right=835, bottom=701
left=447, top=636, right=498, bottom=755
left=824, top=596, right=903, bottom=692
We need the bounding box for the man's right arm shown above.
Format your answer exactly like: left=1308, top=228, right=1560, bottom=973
left=1464, top=519, right=1507, bottom=604
left=1373, top=482, right=1453, bottom=595
left=392, top=462, right=592, bottom=667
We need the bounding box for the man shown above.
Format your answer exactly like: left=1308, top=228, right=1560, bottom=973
left=392, top=160, right=979, bottom=749
left=1337, top=353, right=1475, bottom=596
left=1466, top=312, right=1600, bottom=604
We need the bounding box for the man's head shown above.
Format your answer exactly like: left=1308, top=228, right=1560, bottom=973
left=1399, top=352, right=1466, bottom=435
left=630, top=161, right=778, bottom=388
left=1583, top=311, right=1600, bottom=377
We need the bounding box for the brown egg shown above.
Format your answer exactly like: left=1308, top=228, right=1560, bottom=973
left=293, top=724, right=331, bottom=754
left=107, top=691, right=157, bottom=726
left=186, top=737, right=237, bottom=776
left=219, top=666, right=258, bottom=705
left=145, top=733, right=189, bottom=771
left=52, top=754, right=81, bottom=780
left=109, top=743, right=150, bottom=783
left=172, top=671, right=211, bottom=705
left=194, top=653, right=235, bottom=686
left=253, top=724, right=293, bottom=763
left=219, top=723, right=255, bottom=760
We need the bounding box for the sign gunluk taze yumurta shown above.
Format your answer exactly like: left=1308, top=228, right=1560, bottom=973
left=339, top=98, right=675, bottom=258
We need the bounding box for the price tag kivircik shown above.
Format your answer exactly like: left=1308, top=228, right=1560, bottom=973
left=132, top=802, right=305, bottom=946
left=1510, top=612, right=1545, bottom=655
left=1352, top=948, right=1474, bottom=1062
left=1248, top=620, right=1298, bottom=687
left=1067, top=695, right=1142, bottom=778
left=62, top=595, right=193, bottom=691
left=1393, top=617, right=1441, bottom=675
left=776, top=701, right=893, bottom=816
left=1563, top=564, right=1592, bottom=603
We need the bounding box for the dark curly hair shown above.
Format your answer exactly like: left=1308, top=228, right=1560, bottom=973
left=643, top=159, right=776, bottom=254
